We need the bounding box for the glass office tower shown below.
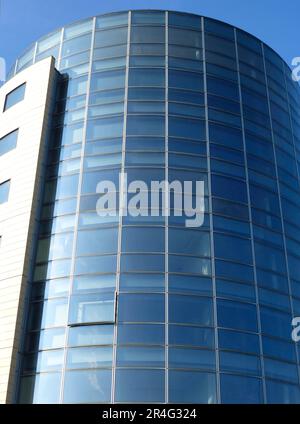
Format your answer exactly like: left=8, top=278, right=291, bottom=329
left=4, top=10, right=300, bottom=404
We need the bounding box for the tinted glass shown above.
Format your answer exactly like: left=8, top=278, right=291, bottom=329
left=4, top=83, right=26, bottom=111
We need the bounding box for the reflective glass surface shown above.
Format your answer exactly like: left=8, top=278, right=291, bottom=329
left=16, top=11, right=300, bottom=404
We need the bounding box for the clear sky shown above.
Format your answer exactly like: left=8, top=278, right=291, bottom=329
left=1, top=0, right=300, bottom=73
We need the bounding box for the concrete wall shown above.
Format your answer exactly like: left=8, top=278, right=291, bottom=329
left=0, top=57, right=57, bottom=403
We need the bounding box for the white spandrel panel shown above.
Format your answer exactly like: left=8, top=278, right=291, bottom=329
left=0, top=57, right=57, bottom=403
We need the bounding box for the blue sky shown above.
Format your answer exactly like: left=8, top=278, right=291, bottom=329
left=1, top=0, right=299, bottom=72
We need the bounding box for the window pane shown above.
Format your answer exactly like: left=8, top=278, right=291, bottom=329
left=29, top=328, right=65, bottom=351
left=169, top=28, right=202, bottom=47
left=128, top=87, right=165, bottom=101
left=217, top=299, right=258, bottom=332
left=219, top=351, right=261, bottom=376
left=169, top=117, right=205, bottom=141
left=0, top=129, right=18, bottom=156
left=169, top=347, right=215, bottom=370
left=169, top=255, right=211, bottom=275
left=127, top=115, right=165, bottom=136
left=209, top=122, right=243, bottom=149
left=115, top=369, right=165, bottom=402
left=169, top=274, right=212, bottom=295
left=76, top=228, right=118, bottom=255
left=169, top=12, right=202, bottom=30
left=63, top=369, right=111, bottom=403
left=40, top=299, right=68, bottom=328
left=129, top=68, right=165, bottom=87
left=68, top=324, right=114, bottom=346
left=212, top=175, right=247, bottom=203
left=169, top=325, right=214, bottom=348
left=169, top=295, right=213, bottom=325
left=266, top=380, right=300, bottom=404
left=61, top=33, right=92, bottom=57
left=96, top=13, right=128, bottom=29
left=86, top=116, right=123, bottom=139
left=69, top=292, right=115, bottom=324
left=118, top=323, right=165, bottom=345
left=207, top=77, right=239, bottom=100
left=64, top=19, right=93, bottom=39
left=19, top=373, right=61, bottom=404
left=214, top=233, right=252, bottom=264
left=169, top=229, right=210, bottom=257
left=169, top=371, right=216, bottom=403
left=94, top=45, right=127, bottom=60
left=262, top=336, right=297, bottom=363
left=169, top=70, right=203, bottom=91
left=67, top=346, right=113, bottom=368
left=218, top=329, right=260, bottom=354
left=117, top=346, right=165, bottom=367
left=122, top=227, right=165, bottom=253
left=221, top=374, right=263, bottom=404
left=118, top=293, right=165, bottom=322
left=131, top=11, right=165, bottom=25
left=131, top=26, right=165, bottom=43
left=37, top=31, right=61, bottom=54
left=260, top=307, right=292, bottom=340
left=91, top=70, right=125, bottom=91
left=4, top=83, right=26, bottom=111
left=121, top=253, right=165, bottom=273
left=94, top=27, right=128, bottom=48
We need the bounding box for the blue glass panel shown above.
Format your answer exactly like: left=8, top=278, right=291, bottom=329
left=220, top=351, right=261, bottom=376
left=118, top=293, right=165, bottom=322
left=168, top=12, right=202, bottom=30
left=169, top=117, right=205, bottom=141
left=219, top=329, right=260, bottom=354
left=118, top=323, right=165, bottom=345
left=68, top=325, right=114, bottom=346
left=266, top=380, right=300, bottom=404
left=169, top=325, right=214, bottom=348
left=221, top=374, right=263, bottom=404
left=115, top=369, right=165, bottom=402
left=127, top=115, right=165, bottom=136
left=69, top=292, right=115, bottom=324
left=19, top=373, right=61, bottom=404
left=131, top=11, right=165, bottom=25
left=63, top=370, right=111, bottom=403
left=169, top=70, right=203, bottom=91
left=169, top=295, right=213, bottom=326
left=169, top=347, right=215, bottom=370
left=96, top=13, right=128, bottom=29
left=214, top=233, right=252, bottom=264
left=217, top=299, right=258, bottom=332
left=94, top=27, right=128, bottom=48
left=117, top=346, right=165, bottom=367
left=169, top=371, right=216, bottom=403
left=61, top=33, right=92, bottom=57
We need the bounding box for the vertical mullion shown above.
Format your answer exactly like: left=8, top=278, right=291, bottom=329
left=111, top=10, right=131, bottom=404
left=33, top=41, right=38, bottom=66
left=165, top=10, right=169, bottom=404
left=56, top=28, right=65, bottom=71
left=201, top=16, right=220, bottom=404
left=58, top=17, right=96, bottom=404
left=234, top=29, right=267, bottom=404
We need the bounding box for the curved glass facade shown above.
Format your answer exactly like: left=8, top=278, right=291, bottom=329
left=14, top=10, right=300, bottom=404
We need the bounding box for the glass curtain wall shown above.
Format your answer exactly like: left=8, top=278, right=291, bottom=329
left=15, top=11, right=300, bottom=404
